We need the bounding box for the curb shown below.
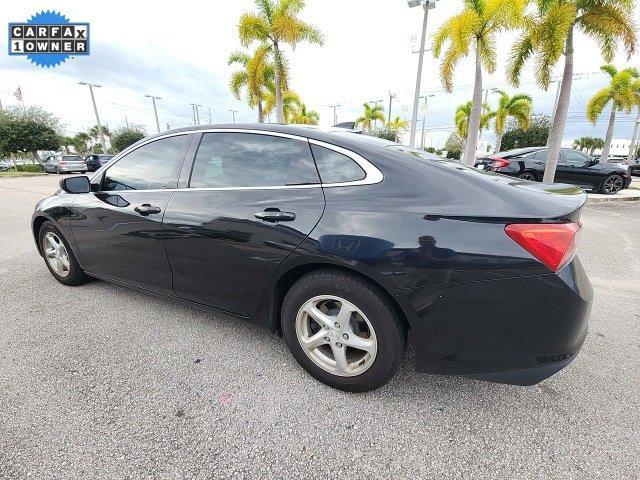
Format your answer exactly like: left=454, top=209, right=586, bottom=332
left=588, top=194, right=640, bottom=203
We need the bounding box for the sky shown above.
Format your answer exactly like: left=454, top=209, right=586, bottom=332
left=1, top=0, right=640, bottom=149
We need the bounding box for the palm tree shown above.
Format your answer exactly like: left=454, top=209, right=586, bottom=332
left=455, top=101, right=493, bottom=160
left=588, top=138, right=605, bottom=156
left=289, top=103, right=319, bottom=125
left=238, top=0, right=323, bottom=123
left=71, top=132, right=90, bottom=155
left=89, top=124, right=110, bottom=140
left=355, top=103, right=385, bottom=133
left=572, top=137, right=588, bottom=152
left=433, top=0, right=527, bottom=166
left=508, top=0, right=637, bottom=182
left=229, top=45, right=275, bottom=123
left=387, top=116, right=409, bottom=142
left=264, top=89, right=302, bottom=123
left=492, top=90, right=533, bottom=152
left=587, top=65, right=640, bottom=163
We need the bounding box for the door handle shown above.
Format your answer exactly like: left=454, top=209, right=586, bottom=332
left=134, top=204, right=162, bottom=216
left=254, top=210, right=296, bottom=222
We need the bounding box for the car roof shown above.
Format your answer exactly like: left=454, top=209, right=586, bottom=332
left=495, top=147, right=546, bottom=157
left=143, top=123, right=383, bottom=150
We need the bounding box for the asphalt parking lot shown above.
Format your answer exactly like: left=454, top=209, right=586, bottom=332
left=1, top=174, right=638, bottom=479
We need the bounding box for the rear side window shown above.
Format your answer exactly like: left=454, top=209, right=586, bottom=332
left=533, top=150, right=549, bottom=161
left=310, top=144, right=365, bottom=184
left=189, top=132, right=319, bottom=188
left=102, top=135, right=190, bottom=191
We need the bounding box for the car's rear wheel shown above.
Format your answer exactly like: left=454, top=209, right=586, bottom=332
left=600, top=174, right=624, bottom=195
left=282, top=269, right=406, bottom=392
left=518, top=172, right=537, bottom=181
left=55, top=167, right=61, bottom=174
left=38, top=221, right=88, bottom=286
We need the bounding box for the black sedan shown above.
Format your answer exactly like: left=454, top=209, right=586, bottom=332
left=32, top=125, right=593, bottom=392
left=84, top=154, right=114, bottom=172
left=476, top=147, right=632, bottom=194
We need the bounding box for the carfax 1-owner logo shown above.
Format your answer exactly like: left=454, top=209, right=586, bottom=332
left=8, top=11, right=89, bottom=68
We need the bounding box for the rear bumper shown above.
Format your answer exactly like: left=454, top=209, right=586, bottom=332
left=395, top=256, right=593, bottom=385
left=59, top=165, right=87, bottom=172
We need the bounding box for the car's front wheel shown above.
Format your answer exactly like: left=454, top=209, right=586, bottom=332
left=282, top=269, right=406, bottom=392
left=600, top=174, right=624, bottom=195
left=38, top=221, right=88, bottom=286
left=518, top=172, right=537, bottom=181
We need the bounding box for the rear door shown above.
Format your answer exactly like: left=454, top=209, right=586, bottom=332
left=70, top=133, right=193, bottom=294
left=163, top=130, right=325, bottom=316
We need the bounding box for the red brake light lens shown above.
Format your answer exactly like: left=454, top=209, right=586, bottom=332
left=505, top=222, right=581, bottom=272
left=491, top=158, right=510, bottom=169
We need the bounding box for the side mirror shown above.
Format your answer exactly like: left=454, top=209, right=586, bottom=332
left=60, top=175, right=91, bottom=194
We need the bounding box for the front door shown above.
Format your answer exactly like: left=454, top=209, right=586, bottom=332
left=163, top=131, right=325, bottom=316
left=70, top=133, right=193, bottom=294
left=561, top=149, right=598, bottom=188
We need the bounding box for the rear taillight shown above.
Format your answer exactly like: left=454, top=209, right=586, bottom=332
left=505, top=222, right=581, bottom=272
left=491, top=158, right=510, bottom=169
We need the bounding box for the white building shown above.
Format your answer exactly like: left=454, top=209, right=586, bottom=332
left=564, top=138, right=633, bottom=158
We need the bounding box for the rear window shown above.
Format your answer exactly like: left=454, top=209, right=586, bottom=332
left=63, top=156, right=83, bottom=162
left=310, top=144, right=365, bottom=184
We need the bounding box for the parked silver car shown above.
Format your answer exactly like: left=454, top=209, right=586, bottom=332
left=42, top=155, right=88, bottom=174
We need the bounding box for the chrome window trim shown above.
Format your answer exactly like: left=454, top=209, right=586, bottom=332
left=90, top=128, right=384, bottom=193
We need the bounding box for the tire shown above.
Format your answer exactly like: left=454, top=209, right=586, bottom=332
left=281, top=269, right=406, bottom=392
left=517, top=172, right=537, bottom=181
left=38, top=221, right=88, bottom=286
left=55, top=167, right=61, bottom=174
left=599, top=174, right=624, bottom=195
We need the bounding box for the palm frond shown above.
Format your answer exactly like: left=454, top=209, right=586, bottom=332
left=238, top=13, right=270, bottom=46
left=586, top=87, right=613, bottom=123
left=228, top=51, right=251, bottom=66
left=229, top=71, right=248, bottom=100
left=507, top=33, right=534, bottom=87
left=577, top=4, right=637, bottom=61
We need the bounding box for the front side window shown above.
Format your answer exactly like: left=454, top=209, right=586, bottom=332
left=563, top=150, right=592, bottom=165
left=310, top=144, right=365, bottom=184
left=189, top=132, right=319, bottom=188
left=102, top=135, right=190, bottom=191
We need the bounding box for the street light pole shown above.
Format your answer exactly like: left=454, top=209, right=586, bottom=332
left=329, top=104, right=340, bottom=126
left=370, top=99, right=384, bottom=131
left=79, top=81, right=107, bottom=153
left=190, top=104, right=197, bottom=125
left=419, top=94, right=434, bottom=150
left=194, top=104, right=202, bottom=125
left=408, top=0, right=436, bottom=148
left=388, top=91, right=396, bottom=123
left=145, top=94, right=162, bottom=133
left=627, top=108, right=640, bottom=165
left=229, top=109, right=238, bottom=123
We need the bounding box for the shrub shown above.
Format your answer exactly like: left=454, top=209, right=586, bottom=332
left=16, top=163, right=43, bottom=172
left=111, top=126, right=146, bottom=152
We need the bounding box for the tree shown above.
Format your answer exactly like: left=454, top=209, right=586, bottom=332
left=289, top=103, right=319, bottom=125
left=508, top=0, right=637, bottom=182
left=111, top=126, right=146, bottom=152
left=89, top=124, right=110, bottom=139
left=0, top=106, right=62, bottom=160
left=433, top=0, right=526, bottom=166
left=228, top=45, right=275, bottom=123
left=355, top=103, right=385, bottom=132
left=491, top=90, right=533, bottom=152
left=264, top=89, right=302, bottom=123
left=454, top=101, right=492, bottom=158
left=387, top=116, right=409, bottom=142
left=586, top=65, right=640, bottom=163
left=501, top=114, right=551, bottom=151
left=443, top=132, right=464, bottom=160
left=71, top=132, right=91, bottom=155
left=238, top=0, right=323, bottom=123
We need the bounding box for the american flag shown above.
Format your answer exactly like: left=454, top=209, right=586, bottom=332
left=14, top=87, right=22, bottom=103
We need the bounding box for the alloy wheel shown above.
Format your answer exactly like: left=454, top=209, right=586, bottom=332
left=43, top=232, right=70, bottom=277
left=295, top=295, right=377, bottom=377
left=603, top=175, right=623, bottom=194
left=519, top=173, right=536, bottom=181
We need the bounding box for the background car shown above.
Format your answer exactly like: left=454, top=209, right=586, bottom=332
left=32, top=124, right=593, bottom=392
left=476, top=147, right=632, bottom=194
left=85, top=154, right=114, bottom=172
left=629, top=158, right=640, bottom=176
left=42, top=155, right=88, bottom=174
